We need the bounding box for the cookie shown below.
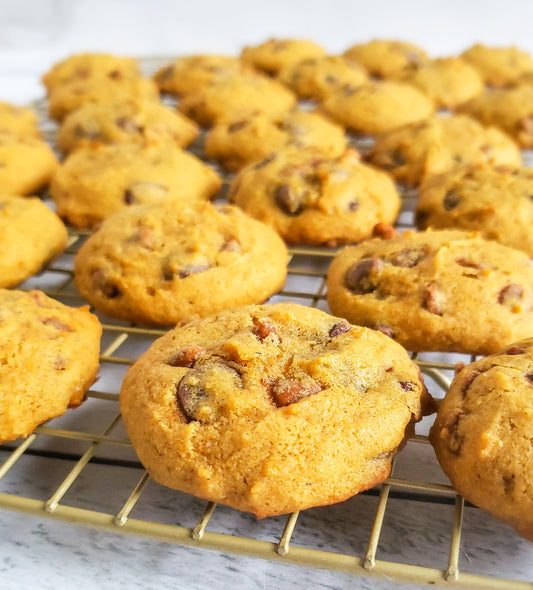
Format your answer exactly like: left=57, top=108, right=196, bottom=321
left=119, top=301, right=433, bottom=518
left=240, top=38, right=326, bottom=76
left=0, top=101, right=40, bottom=138
left=50, top=142, right=221, bottom=228
left=177, top=73, right=297, bottom=127
left=74, top=201, right=287, bottom=326
left=204, top=108, right=348, bottom=171
left=430, top=339, right=533, bottom=541
left=42, top=52, right=141, bottom=93
left=393, top=57, right=484, bottom=109
left=343, top=39, right=428, bottom=79
left=0, top=289, right=101, bottom=444
left=228, top=148, right=401, bottom=246
left=153, top=54, right=253, bottom=96
left=47, top=75, right=159, bottom=122
left=457, top=85, right=533, bottom=148
left=278, top=55, right=369, bottom=100
left=0, top=194, right=67, bottom=288
left=320, top=81, right=435, bottom=136
left=416, top=165, right=533, bottom=256
left=460, top=43, right=533, bottom=87
left=326, top=229, right=533, bottom=355
left=367, top=114, right=521, bottom=187
left=56, top=97, right=199, bottom=154
left=0, top=132, right=59, bottom=195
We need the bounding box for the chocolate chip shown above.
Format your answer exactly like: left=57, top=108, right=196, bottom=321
left=424, top=281, right=444, bottom=316
left=108, top=69, right=123, bottom=80
left=271, top=378, right=321, bottom=407
left=254, top=154, right=276, bottom=169
left=388, top=149, right=406, bottom=168
left=274, top=184, right=303, bottom=216
left=41, top=317, right=73, bottom=332
left=348, top=200, right=359, bottom=212
left=176, top=378, right=209, bottom=422
left=443, top=189, right=461, bottom=211
left=399, top=381, right=415, bottom=391
left=461, top=370, right=481, bottom=396
left=116, top=117, right=142, bottom=133
left=253, top=317, right=277, bottom=341
left=525, top=373, right=533, bottom=384
left=502, top=474, right=515, bottom=494
left=178, top=263, right=210, bottom=279
left=324, top=74, right=338, bottom=85
left=123, top=181, right=169, bottom=205
left=124, top=189, right=136, bottom=205
left=498, top=284, right=523, bottom=306
left=505, top=345, right=525, bottom=355
left=374, top=323, right=394, bottom=338
left=328, top=321, right=351, bottom=338
left=344, top=258, right=384, bottom=294
left=227, top=120, right=248, bottom=133
left=388, top=247, right=427, bottom=268
left=441, top=409, right=465, bottom=455
left=220, top=238, right=241, bottom=253
left=456, top=258, right=484, bottom=270
left=415, top=209, right=430, bottom=228
left=91, top=270, right=121, bottom=299
left=168, top=346, right=205, bottom=368
left=372, top=223, right=398, bottom=240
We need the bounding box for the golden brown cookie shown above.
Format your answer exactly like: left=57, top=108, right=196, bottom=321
left=367, top=114, right=521, bottom=187
left=430, top=339, right=533, bottom=541
left=0, top=194, right=67, bottom=288
left=393, top=57, right=484, bottom=109
left=241, top=38, right=326, bottom=76
left=0, top=101, right=40, bottom=137
left=74, top=201, right=288, bottom=326
left=343, top=39, right=428, bottom=79
left=56, top=97, right=199, bottom=154
left=416, top=165, right=533, bottom=256
left=460, top=43, right=533, bottom=87
left=0, top=289, right=101, bottom=444
left=0, top=132, right=59, bottom=195
left=320, top=81, right=435, bottom=135
left=50, top=143, right=221, bottom=229
left=120, top=302, right=433, bottom=518
left=204, top=108, right=347, bottom=171
left=278, top=55, right=369, bottom=100
left=177, top=73, right=297, bottom=127
left=228, top=148, right=401, bottom=246
left=326, top=229, right=533, bottom=355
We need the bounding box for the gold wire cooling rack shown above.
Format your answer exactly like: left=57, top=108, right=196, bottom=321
left=1, top=56, right=533, bottom=590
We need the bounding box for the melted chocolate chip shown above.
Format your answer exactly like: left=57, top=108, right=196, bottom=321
left=456, top=258, right=484, bottom=270
left=525, top=373, right=533, bottom=384
left=344, top=258, right=384, bottom=294
left=328, top=321, right=351, bottom=338
left=176, top=378, right=209, bottom=422
left=505, top=345, right=525, bottom=355
left=116, top=117, right=142, bottom=133
left=461, top=370, right=481, bottom=396
left=108, top=69, right=123, bottom=80
left=271, top=378, right=321, bottom=407
left=424, top=281, right=444, bottom=316
left=41, top=317, right=73, bottom=332
left=220, top=238, right=241, bottom=253
left=253, top=317, right=277, bottom=341
left=124, top=189, right=136, bottom=205
left=498, top=284, right=524, bottom=305
left=443, top=189, right=461, bottom=211
left=168, top=346, right=205, bottom=368
left=348, top=200, right=359, bottom=212
left=441, top=410, right=465, bottom=455
left=374, top=323, right=395, bottom=338
left=227, top=120, right=248, bottom=133
left=91, top=270, right=121, bottom=299
left=372, top=223, right=398, bottom=240
left=388, top=247, right=427, bottom=268
left=274, top=184, right=303, bottom=216
left=399, top=381, right=415, bottom=391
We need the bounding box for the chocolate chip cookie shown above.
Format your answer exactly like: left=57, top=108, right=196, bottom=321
left=0, top=289, right=101, bottom=444
left=326, top=229, right=533, bottom=354
left=228, top=148, right=401, bottom=246
left=120, top=302, right=433, bottom=518
left=50, top=142, right=221, bottom=228
left=430, top=339, right=533, bottom=541
left=74, top=201, right=288, bottom=326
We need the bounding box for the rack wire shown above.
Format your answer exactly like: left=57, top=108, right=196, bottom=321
left=1, top=56, right=533, bottom=590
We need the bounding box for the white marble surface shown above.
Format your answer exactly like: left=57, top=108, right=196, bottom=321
left=2, top=1, right=533, bottom=588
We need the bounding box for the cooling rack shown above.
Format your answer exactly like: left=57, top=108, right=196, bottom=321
left=1, top=56, right=533, bottom=590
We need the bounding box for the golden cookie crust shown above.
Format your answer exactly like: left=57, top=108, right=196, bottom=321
left=0, top=289, right=101, bottom=444
left=119, top=302, right=432, bottom=518
left=241, top=38, right=326, bottom=75
left=461, top=43, right=533, bottom=87
left=56, top=97, right=199, bottom=154
left=204, top=108, right=347, bottom=171
left=228, top=148, right=401, bottom=246
left=326, top=229, right=533, bottom=355
left=430, top=338, right=533, bottom=541
left=0, top=101, right=40, bottom=138
left=368, top=114, right=521, bottom=187
left=50, top=143, right=221, bottom=229
left=74, top=201, right=288, bottom=326
left=0, top=195, right=67, bottom=288
left=320, top=81, right=435, bottom=135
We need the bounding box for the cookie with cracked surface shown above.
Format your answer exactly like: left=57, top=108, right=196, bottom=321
left=56, top=97, right=199, bottom=154
left=368, top=115, right=521, bottom=187
left=343, top=39, right=428, bottom=79
left=228, top=148, right=401, bottom=246
left=0, top=194, right=67, bottom=288
left=0, top=289, right=101, bottom=444
left=119, top=301, right=433, bottom=518
left=320, top=81, right=435, bottom=136
left=50, top=142, right=221, bottom=228
left=460, top=44, right=533, bottom=87
left=392, top=57, right=484, bottom=109
left=153, top=54, right=254, bottom=96
left=177, top=73, right=297, bottom=127
left=326, top=229, right=533, bottom=354
left=0, top=101, right=40, bottom=138
left=457, top=85, right=533, bottom=148
left=241, top=38, right=326, bottom=76
left=0, top=132, right=59, bottom=195
left=430, top=338, right=533, bottom=541
left=416, top=165, right=533, bottom=256
left=204, top=108, right=347, bottom=171
left=74, top=201, right=288, bottom=326
left=278, top=55, right=369, bottom=100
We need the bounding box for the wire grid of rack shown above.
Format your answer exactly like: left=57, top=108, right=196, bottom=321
left=1, top=56, right=533, bottom=590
